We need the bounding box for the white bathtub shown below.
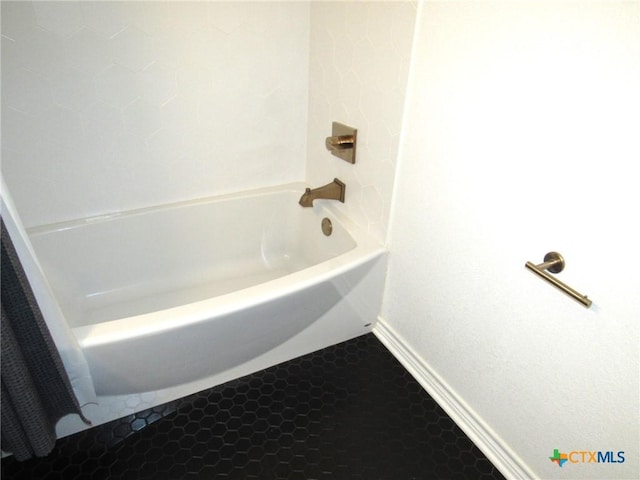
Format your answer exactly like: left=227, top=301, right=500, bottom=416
left=28, top=183, right=387, bottom=396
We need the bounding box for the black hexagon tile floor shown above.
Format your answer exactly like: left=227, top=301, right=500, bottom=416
left=1, top=334, right=505, bottom=479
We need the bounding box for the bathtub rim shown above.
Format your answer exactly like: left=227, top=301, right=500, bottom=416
left=27, top=182, right=330, bottom=235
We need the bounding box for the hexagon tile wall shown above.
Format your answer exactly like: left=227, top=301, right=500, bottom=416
left=1, top=1, right=309, bottom=228
left=1, top=334, right=504, bottom=479
left=306, top=2, right=417, bottom=243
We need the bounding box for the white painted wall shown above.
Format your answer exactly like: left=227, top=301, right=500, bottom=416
left=1, top=1, right=309, bottom=228
left=382, top=1, right=639, bottom=479
left=306, top=1, right=416, bottom=243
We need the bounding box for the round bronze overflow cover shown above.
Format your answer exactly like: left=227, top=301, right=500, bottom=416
left=321, top=217, right=333, bottom=236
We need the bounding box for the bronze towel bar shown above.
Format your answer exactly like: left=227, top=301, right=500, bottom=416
left=525, top=252, right=592, bottom=308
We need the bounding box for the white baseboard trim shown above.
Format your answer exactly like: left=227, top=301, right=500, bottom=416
left=373, top=318, right=535, bottom=480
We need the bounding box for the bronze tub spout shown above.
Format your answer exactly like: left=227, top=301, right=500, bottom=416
left=298, top=178, right=346, bottom=207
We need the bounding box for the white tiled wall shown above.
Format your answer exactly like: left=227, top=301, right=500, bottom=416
left=1, top=1, right=309, bottom=228
left=306, top=1, right=416, bottom=243
left=2, top=1, right=416, bottom=238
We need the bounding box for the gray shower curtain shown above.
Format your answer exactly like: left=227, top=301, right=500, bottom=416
left=1, top=219, right=89, bottom=461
